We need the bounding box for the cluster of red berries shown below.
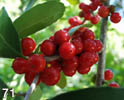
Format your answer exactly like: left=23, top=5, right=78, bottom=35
left=12, top=25, right=102, bottom=86
left=79, top=0, right=121, bottom=24
left=11, top=0, right=121, bottom=87
left=104, top=69, right=120, bottom=88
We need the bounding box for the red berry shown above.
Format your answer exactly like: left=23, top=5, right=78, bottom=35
left=25, top=72, right=40, bottom=86
left=79, top=3, right=90, bottom=13
left=110, top=12, right=121, bottom=23
left=108, top=82, right=120, bottom=88
left=29, top=54, right=46, bottom=73
left=90, top=15, right=100, bottom=24
left=62, top=56, right=78, bottom=76
left=72, top=27, right=88, bottom=39
left=63, top=67, right=77, bottom=77
left=63, top=56, right=79, bottom=69
left=98, top=6, right=109, bottom=18
left=92, top=53, right=99, bottom=64
left=12, top=58, right=30, bottom=74
left=83, top=39, right=96, bottom=52
left=68, top=16, right=82, bottom=26
left=104, top=69, right=113, bottom=80
left=77, top=65, right=91, bottom=74
left=89, top=3, right=98, bottom=11
left=40, top=67, right=60, bottom=86
left=21, top=38, right=36, bottom=56
left=59, top=42, right=76, bottom=60
left=40, top=40, right=56, bottom=56
left=84, top=13, right=92, bottom=20
left=79, top=52, right=96, bottom=66
left=54, top=30, right=70, bottom=45
left=49, top=36, right=55, bottom=42
left=95, top=40, right=103, bottom=52
left=47, top=60, right=62, bottom=72
left=72, top=38, right=84, bottom=54
left=82, top=29, right=95, bottom=40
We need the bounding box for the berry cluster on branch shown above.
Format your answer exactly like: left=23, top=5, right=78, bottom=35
left=11, top=0, right=121, bottom=87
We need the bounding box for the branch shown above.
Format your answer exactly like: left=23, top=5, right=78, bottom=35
left=96, top=1, right=110, bottom=87
left=24, top=74, right=39, bottom=100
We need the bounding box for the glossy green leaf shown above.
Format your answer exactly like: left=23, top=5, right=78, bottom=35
left=29, top=86, right=42, bottom=100
left=50, top=87, right=124, bottom=100
left=56, top=72, right=67, bottom=89
left=14, top=1, right=65, bottom=38
left=67, top=0, right=80, bottom=5
left=0, top=8, right=22, bottom=58
left=0, top=78, right=8, bottom=99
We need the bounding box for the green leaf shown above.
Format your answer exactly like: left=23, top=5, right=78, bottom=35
left=0, top=78, right=8, bottom=99
left=14, top=1, right=65, bottom=38
left=50, top=87, right=124, bottom=100
left=68, top=24, right=93, bottom=36
left=0, top=8, right=22, bottom=58
left=29, top=86, right=42, bottom=100
left=56, top=72, right=67, bottom=89
left=66, top=0, right=80, bottom=5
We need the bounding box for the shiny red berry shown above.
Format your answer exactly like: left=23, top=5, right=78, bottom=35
left=62, top=57, right=78, bottom=76
left=79, top=3, right=90, bottom=13
left=90, top=15, right=100, bottom=24
left=54, top=30, right=70, bottom=45
left=40, top=40, right=56, bottom=56
left=63, top=67, right=77, bottom=77
left=25, top=72, right=40, bottom=85
left=12, top=58, right=30, bottom=74
left=79, top=52, right=96, bottom=66
left=95, top=40, right=103, bottom=52
left=104, top=69, right=113, bottom=80
left=84, top=13, right=92, bottom=20
left=59, top=42, right=76, bottom=60
left=72, top=38, right=84, bottom=54
left=110, top=12, right=121, bottom=23
left=89, top=2, right=98, bottom=11
left=98, top=6, right=109, bottom=18
left=108, top=82, right=120, bottom=88
left=21, top=38, right=36, bottom=56
left=29, top=54, right=46, bottom=73
left=63, top=56, right=79, bottom=69
left=68, top=16, right=82, bottom=26
left=77, top=65, right=91, bottom=74
left=40, top=67, right=60, bottom=86
left=92, top=53, right=99, bottom=64
left=82, top=29, right=95, bottom=40
left=49, top=36, right=55, bottom=42
left=84, top=39, right=96, bottom=52
left=47, top=60, right=62, bottom=72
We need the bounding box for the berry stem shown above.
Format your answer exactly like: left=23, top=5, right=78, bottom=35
left=24, top=74, right=39, bottom=100
left=44, top=55, right=60, bottom=62
left=96, top=0, right=110, bottom=87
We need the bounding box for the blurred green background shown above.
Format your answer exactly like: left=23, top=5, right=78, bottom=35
left=0, top=0, right=124, bottom=100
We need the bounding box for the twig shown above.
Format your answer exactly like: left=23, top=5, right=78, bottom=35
left=24, top=74, right=39, bottom=100
left=96, top=1, right=110, bottom=87
left=44, top=55, right=60, bottom=62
